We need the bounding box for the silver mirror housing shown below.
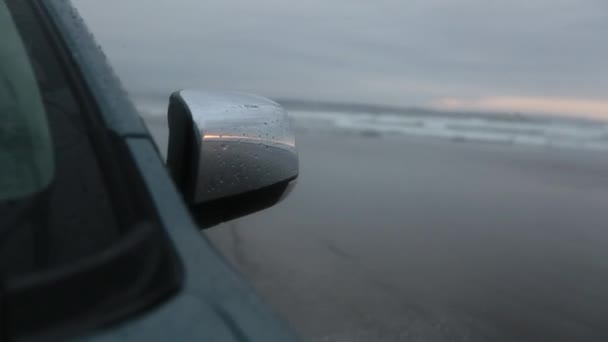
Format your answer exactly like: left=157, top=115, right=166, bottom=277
left=166, top=90, right=298, bottom=227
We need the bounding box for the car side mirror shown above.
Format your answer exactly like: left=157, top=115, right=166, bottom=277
left=166, top=90, right=298, bottom=228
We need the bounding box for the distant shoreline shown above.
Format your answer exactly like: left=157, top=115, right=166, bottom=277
left=276, top=99, right=604, bottom=126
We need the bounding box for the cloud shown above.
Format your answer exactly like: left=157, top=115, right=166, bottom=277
left=74, top=0, right=608, bottom=117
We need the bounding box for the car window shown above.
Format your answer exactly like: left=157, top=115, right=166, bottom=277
left=0, top=0, right=120, bottom=275
left=0, top=0, right=54, bottom=201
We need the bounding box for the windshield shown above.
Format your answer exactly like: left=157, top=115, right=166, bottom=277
left=0, top=0, right=54, bottom=200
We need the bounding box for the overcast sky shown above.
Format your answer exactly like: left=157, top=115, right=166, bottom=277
left=74, top=0, right=608, bottom=118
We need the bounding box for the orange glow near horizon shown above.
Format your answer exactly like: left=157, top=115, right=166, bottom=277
left=432, top=96, right=608, bottom=120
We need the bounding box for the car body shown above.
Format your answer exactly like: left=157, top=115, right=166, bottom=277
left=0, top=0, right=298, bottom=340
